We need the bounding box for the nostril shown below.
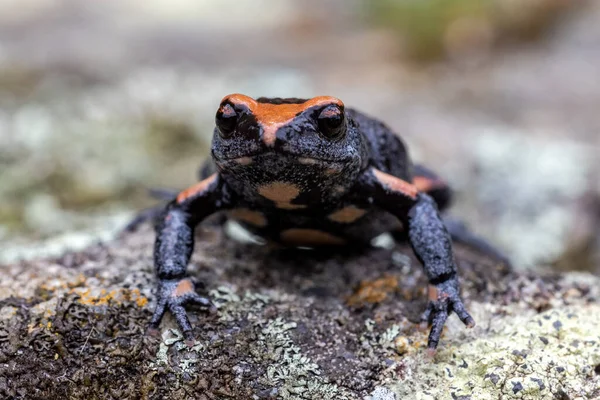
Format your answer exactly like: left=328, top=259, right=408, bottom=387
left=261, top=125, right=280, bottom=147
left=265, top=126, right=289, bottom=149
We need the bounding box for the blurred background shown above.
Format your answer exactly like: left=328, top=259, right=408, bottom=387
left=1, top=0, right=598, bottom=272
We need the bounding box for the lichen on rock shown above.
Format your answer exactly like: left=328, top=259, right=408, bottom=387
left=0, top=226, right=599, bottom=399
left=385, top=304, right=600, bottom=400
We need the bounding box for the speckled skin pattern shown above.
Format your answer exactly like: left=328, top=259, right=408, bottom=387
left=149, top=94, right=504, bottom=350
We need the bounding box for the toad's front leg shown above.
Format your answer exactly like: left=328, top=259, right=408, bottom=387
left=407, top=194, right=475, bottom=350
left=150, top=173, right=234, bottom=340
left=357, top=168, right=475, bottom=351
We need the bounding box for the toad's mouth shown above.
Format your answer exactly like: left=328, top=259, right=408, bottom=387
left=216, top=152, right=344, bottom=167
left=214, top=154, right=347, bottom=177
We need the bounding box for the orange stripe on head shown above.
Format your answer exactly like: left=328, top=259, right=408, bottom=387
left=176, top=173, right=218, bottom=203
left=221, top=94, right=344, bottom=146
left=372, top=169, right=418, bottom=199
left=413, top=176, right=447, bottom=193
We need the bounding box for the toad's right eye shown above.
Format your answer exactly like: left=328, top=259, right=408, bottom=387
left=216, top=103, right=238, bottom=138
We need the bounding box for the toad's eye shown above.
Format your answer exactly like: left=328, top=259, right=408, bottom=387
left=216, top=103, right=238, bottom=138
left=317, top=105, right=345, bottom=140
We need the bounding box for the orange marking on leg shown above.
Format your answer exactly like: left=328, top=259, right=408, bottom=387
left=413, top=176, right=447, bottom=193
left=280, top=229, right=345, bottom=246
left=173, top=279, right=194, bottom=297
left=176, top=173, right=218, bottom=203
left=257, top=181, right=306, bottom=209
left=220, top=94, right=344, bottom=147
left=373, top=169, right=418, bottom=199
left=229, top=208, right=268, bottom=227
left=428, top=284, right=438, bottom=301
left=328, top=206, right=367, bottom=223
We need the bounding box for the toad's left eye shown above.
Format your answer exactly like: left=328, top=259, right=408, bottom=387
left=317, top=105, right=345, bottom=140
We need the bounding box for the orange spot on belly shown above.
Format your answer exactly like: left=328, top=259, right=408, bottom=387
left=280, top=229, right=345, bottom=246
left=328, top=206, right=367, bottom=223
left=229, top=208, right=268, bottom=227
left=257, top=181, right=306, bottom=209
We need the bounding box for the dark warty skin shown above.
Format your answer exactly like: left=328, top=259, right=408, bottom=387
left=133, top=93, right=509, bottom=351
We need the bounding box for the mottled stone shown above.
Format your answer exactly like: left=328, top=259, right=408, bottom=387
left=0, top=226, right=598, bottom=399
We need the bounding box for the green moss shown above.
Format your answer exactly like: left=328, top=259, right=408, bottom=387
left=363, top=0, right=580, bottom=62
left=365, top=0, right=488, bottom=61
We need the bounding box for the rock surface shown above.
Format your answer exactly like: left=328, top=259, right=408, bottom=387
left=1, top=225, right=598, bottom=399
